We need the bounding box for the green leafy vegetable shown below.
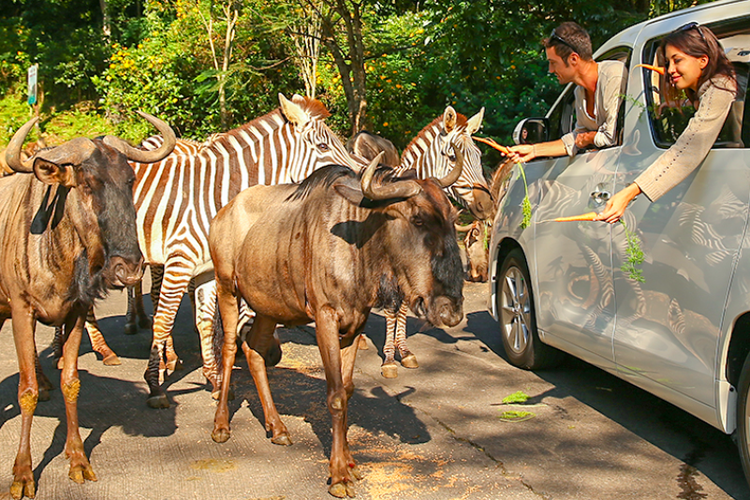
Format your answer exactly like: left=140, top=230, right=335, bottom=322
left=502, top=391, right=530, bottom=404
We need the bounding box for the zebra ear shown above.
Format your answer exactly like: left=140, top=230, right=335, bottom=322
left=443, top=106, right=457, bottom=133
left=465, top=107, right=485, bottom=135
left=279, top=93, right=310, bottom=131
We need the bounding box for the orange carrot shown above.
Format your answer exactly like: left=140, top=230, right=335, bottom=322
left=549, top=212, right=598, bottom=222
left=634, top=63, right=665, bottom=75
left=473, top=136, right=511, bottom=155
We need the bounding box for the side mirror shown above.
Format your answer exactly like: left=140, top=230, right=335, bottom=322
left=512, top=118, right=550, bottom=145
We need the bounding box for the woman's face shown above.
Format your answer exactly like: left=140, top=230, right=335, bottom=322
left=665, top=44, right=709, bottom=91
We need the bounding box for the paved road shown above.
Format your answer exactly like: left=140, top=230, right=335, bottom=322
left=0, top=278, right=748, bottom=500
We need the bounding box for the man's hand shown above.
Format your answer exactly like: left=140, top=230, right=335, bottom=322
left=575, top=131, right=597, bottom=149
left=505, top=144, right=535, bottom=163
left=595, top=183, right=642, bottom=224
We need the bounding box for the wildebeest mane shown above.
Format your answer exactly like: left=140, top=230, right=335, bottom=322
left=68, top=252, right=109, bottom=309
left=286, top=164, right=356, bottom=202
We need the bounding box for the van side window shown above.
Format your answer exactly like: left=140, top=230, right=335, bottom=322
left=643, top=23, right=750, bottom=149
left=546, top=47, right=631, bottom=150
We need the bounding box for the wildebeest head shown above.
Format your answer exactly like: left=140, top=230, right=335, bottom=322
left=278, top=93, right=363, bottom=172
left=6, top=112, right=176, bottom=294
left=338, top=151, right=465, bottom=327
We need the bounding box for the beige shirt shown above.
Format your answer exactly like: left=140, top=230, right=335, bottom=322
left=635, top=75, right=737, bottom=202
left=561, top=60, right=628, bottom=156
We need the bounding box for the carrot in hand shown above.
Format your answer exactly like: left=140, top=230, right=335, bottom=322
left=473, top=136, right=511, bottom=155
left=541, top=211, right=598, bottom=223
left=634, top=63, right=665, bottom=75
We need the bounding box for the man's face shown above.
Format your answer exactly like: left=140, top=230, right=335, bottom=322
left=546, top=46, right=576, bottom=84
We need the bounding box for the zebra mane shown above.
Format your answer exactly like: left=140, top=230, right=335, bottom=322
left=201, top=96, right=332, bottom=150
left=402, top=112, right=469, bottom=160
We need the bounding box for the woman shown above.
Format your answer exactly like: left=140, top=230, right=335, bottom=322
left=596, top=22, right=737, bottom=223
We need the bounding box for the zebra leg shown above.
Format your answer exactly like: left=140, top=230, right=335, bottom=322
left=195, top=279, right=221, bottom=396
left=143, top=265, right=191, bottom=409
left=381, top=308, right=399, bottom=379
left=84, top=308, right=121, bottom=366
left=35, top=346, right=53, bottom=402
left=124, top=283, right=140, bottom=335
left=394, top=302, right=418, bottom=369
left=53, top=326, right=65, bottom=369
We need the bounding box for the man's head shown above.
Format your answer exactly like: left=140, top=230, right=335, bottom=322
left=543, top=22, right=593, bottom=84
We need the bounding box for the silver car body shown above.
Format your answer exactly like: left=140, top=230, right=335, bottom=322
left=489, top=0, right=750, bottom=435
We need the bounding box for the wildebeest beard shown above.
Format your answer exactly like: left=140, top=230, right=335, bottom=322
left=376, top=274, right=403, bottom=311
left=68, top=250, right=108, bottom=306
left=31, top=185, right=68, bottom=234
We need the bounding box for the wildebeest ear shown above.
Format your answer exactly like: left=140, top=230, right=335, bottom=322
left=279, top=93, right=309, bottom=131
left=335, top=184, right=365, bottom=206
left=443, top=106, right=457, bottom=133
left=33, top=158, right=76, bottom=187
left=465, top=107, right=485, bottom=135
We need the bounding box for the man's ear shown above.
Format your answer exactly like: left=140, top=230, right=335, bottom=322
left=33, top=158, right=76, bottom=187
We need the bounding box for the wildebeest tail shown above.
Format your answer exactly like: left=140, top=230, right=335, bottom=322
left=212, top=297, right=224, bottom=371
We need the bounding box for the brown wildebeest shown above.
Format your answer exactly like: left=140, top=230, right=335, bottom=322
left=209, top=151, right=465, bottom=498
left=0, top=112, right=175, bottom=500
left=346, top=130, right=400, bottom=167
left=462, top=219, right=489, bottom=282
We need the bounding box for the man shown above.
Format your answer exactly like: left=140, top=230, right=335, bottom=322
left=507, top=22, right=628, bottom=163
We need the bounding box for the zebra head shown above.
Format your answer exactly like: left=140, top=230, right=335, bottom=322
left=408, top=106, right=492, bottom=221
left=278, top=94, right=362, bottom=177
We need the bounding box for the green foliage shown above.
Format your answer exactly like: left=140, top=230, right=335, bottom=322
left=501, top=391, right=530, bottom=404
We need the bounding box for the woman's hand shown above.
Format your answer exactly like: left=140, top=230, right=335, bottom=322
left=595, top=183, right=642, bottom=223
left=505, top=144, right=536, bottom=163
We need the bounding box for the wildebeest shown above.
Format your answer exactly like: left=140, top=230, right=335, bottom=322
left=209, top=151, right=465, bottom=498
left=346, top=130, right=400, bottom=167
left=0, top=112, right=175, bottom=499
left=461, top=219, right=490, bottom=282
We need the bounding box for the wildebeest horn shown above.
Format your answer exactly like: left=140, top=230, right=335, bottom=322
left=103, top=111, right=176, bottom=163
left=361, top=152, right=421, bottom=201
left=6, top=117, right=39, bottom=173
left=436, top=143, right=464, bottom=188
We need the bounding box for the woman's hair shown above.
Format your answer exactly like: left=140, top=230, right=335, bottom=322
left=657, top=23, right=737, bottom=103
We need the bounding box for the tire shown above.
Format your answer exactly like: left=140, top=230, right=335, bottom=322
left=496, top=248, right=564, bottom=370
left=736, top=353, right=750, bottom=489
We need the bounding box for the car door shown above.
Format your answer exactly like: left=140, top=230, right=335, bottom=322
left=531, top=49, right=630, bottom=371
left=612, top=13, right=750, bottom=411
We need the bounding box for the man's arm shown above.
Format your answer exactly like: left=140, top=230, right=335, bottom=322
left=593, top=62, right=628, bottom=149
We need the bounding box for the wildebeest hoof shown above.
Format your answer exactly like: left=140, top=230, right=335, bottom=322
left=146, top=394, right=170, bottom=409
left=212, top=428, right=231, bottom=443
left=271, top=433, right=292, bottom=446
left=10, top=476, right=35, bottom=500
left=357, top=335, right=368, bottom=350
left=211, top=387, right=235, bottom=401
left=68, top=463, right=97, bottom=484
left=349, top=465, right=362, bottom=480
left=102, top=354, right=121, bottom=366
left=381, top=363, right=398, bottom=379
left=57, top=357, right=65, bottom=370
left=329, top=481, right=355, bottom=498
left=400, top=354, right=419, bottom=369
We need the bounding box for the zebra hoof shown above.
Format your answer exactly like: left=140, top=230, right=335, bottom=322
left=138, top=316, right=152, bottom=329
left=146, top=394, right=170, bottom=409
left=124, top=322, right=138, bottom=335
left=400, top=354, right=419, bottom=369
left=166, top=358, right=183, bottom=373
left=211, top=387, right=235, bottom=401
left=381, top=363, right=398, bottom=379
left=102, top=354, right=121, bottom=366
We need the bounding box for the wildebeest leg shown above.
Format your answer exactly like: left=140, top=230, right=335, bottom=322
left=316, top=306, right=359, bottom=498
left=10, top=304, right=40, bottom=499
left=242, top=314, right=291, bottom=445
left=394, top=303, right=418, bottom=369
left=381, top=308, right=398, bottom=379
left=60, top=310, right=97, bottom=485
left=212, top=278, right=241, bottom=443
left=84, top=308, right=120, bottom=366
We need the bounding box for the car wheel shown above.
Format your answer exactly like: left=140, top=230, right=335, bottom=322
left=497, top=248, right=564, bottom=370
left=736, top=353, right=750, bottom=488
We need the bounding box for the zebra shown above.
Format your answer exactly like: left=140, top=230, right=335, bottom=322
left=79, top=93, right=363, bottom=409
left=375, top=105, right=489, bottom=378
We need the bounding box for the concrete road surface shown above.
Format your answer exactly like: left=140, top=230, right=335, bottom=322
left=0, top=279, right=747, bottom=499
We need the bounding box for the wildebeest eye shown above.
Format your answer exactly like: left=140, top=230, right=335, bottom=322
left=318, top=143, right=330, bottom=151
left=411, top=215, right=424, bottom=226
